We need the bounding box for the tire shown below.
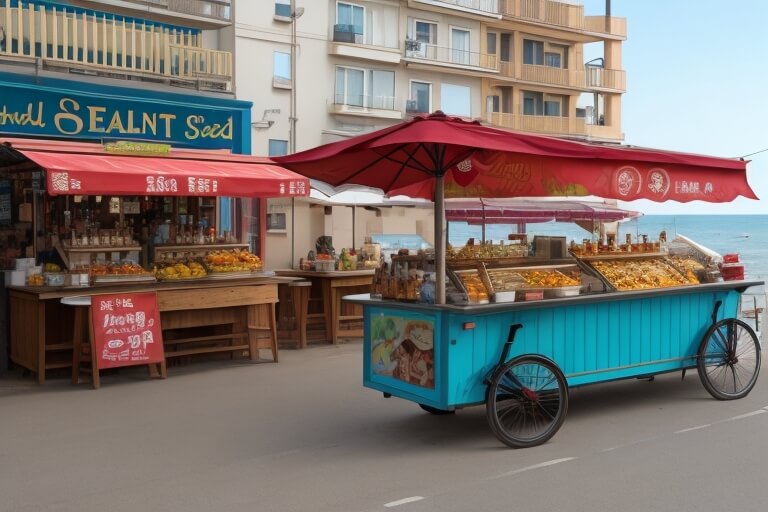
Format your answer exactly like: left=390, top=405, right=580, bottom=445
left=418, top=404, right=455, bottom=415
left=697, top=318, right=761, bottom=400
left=485, top=355, right=568, bottom=448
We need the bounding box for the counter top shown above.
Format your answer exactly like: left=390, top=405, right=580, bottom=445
left=343, top=280, right=764, bottom=313
left=8, top=274, right=302, bottom=300
left=274, top=269, right=375, bottom=278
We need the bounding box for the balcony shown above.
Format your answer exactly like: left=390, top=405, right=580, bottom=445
left=499, top=0, right=627, bottom=38
left=79, top=0, right=232, bottom=28
left=403, top=39, right=498, bottom=74
left=521, top=63, right=583, bottom=88
left=486, top=112, right=622, bottom=140
left=329, top=94, right=403, bottom=120
left=0, top=2, right=233, bottom=92
left=328, top=24, right=401, bottom=64
left=410, top=0, right=501, bottom=18
left=333, top=24, right=363, bottom=44
left=585, top=65, right=626, bottom=92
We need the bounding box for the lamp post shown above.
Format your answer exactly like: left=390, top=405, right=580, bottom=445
left=289, top=1, right=303, bottom=154
left=289, top=1, right=303, bottom=267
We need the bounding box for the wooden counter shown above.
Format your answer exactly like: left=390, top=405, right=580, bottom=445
left=8, top=275, right=299, bottom=384
left=274, top=269, right=374, bottom=345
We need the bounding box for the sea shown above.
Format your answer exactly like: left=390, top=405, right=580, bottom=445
left=448, top=214, right=768, bottom=318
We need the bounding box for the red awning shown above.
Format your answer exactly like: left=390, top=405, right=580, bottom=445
left=0, top=138, right=309, bottom=198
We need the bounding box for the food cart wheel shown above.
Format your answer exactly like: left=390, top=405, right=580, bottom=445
left=697, top=318, right=761, bottom=400
left=485, top=355, right=568, bottom=448
left=418, top=404, right=455, bottom=415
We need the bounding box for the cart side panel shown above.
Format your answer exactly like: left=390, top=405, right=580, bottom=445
left=441, top=289, right=741, bottom=405
left=363, top=306, right=446, bottom=408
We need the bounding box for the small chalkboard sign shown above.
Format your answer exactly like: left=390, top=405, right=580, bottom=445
left=91, top=292, right=165, bottom=370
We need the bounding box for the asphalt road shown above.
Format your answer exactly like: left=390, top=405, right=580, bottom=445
left=1, top=342, right=766, bottom=512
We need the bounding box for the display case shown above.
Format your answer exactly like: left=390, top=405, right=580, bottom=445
left=573, top=253, right=700, bottom=292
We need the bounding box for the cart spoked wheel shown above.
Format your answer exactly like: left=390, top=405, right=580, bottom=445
left=418, top=404, right=455, bottom=415
left=697, top=318, right=761, bottom=400
left=485, top=355, right=568, bottom=448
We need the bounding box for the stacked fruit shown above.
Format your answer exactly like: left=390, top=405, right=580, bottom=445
left=204, top=249, right=263, bottom=272
left=155, top=259, right=207, bottom=280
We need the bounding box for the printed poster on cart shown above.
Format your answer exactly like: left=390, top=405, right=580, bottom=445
left=91, top=292, right=164, bottom=369
left=371, top=314, right=435, bottom=389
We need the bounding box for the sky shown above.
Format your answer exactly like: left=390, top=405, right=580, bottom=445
left=580, top=0, right=767, bottom=214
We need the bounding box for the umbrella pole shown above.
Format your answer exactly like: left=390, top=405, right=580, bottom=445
left=435, top=175, right=446, bottom=305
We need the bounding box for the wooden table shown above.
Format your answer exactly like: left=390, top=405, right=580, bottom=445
left=274, top=269, right=374, bottom=345
left=8, top=275, right=298, bottom=384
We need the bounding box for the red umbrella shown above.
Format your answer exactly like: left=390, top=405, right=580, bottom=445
left=275, top=112, right=757, bottom=303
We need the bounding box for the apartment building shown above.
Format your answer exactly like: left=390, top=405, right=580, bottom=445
left=241, top=0, right=626, bottom=158
left=239, top=0, right=626, bottom=267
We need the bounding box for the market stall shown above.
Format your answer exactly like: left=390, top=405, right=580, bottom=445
left=1, top=138, right=309, bottom=383
left=275, top=112, right=762, bottom=448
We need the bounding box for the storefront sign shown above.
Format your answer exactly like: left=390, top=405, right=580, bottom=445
left=91, top=292, right=164, bottom=370
left=104, top=141, right=172, bottom=155
left=0, top=72, right=251, bottom=152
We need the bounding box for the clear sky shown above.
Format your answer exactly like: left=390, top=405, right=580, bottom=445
left=581, top=0, right=767, bottom=214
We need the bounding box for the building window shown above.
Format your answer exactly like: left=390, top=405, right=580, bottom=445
left=487, top=95, right=500, bottom=113
left=545, top=52, right=561, bottom=68
left=335, top=66, right=395, bottom=109
left=274, top=1, right=291, bottom=18
left=487, top=32, right=497, bottom=56
left=273, top=51, right=291, bottom=86
left=414, top=20, right=437, bottom=44
left=523, top=91, right=544, bottom=115
left=268, top=139, right=289, bottom=156
left=442, top=83, right=471, bottom=117
left=450, top=27, right=470, bottom=65
left=337, top=2, right=364, bottom=35
left=409, top=81, right=431, bottom=113
left=500, top=33, right=512, bottom=62
left=544, top=100, right=561, bottom=116
left=523, top=39, right=544, bottom=65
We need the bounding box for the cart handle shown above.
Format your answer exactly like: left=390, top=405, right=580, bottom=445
left=711, top=300, right=722, bottom=326
left=498, top=324, right=523, bottom=367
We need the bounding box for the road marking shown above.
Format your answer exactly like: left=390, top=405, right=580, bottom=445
left=763, top=406, right=768, bottom=411
left=384, top=496, right=424, bottom=508
left=490, top=457, right=576, bottom=480
left=727, top=410, right=767, bottom=421
left=675, top=424, right=711, bottom=434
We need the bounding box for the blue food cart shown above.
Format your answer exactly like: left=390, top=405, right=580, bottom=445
left=350, top=278, right=762, bottom=448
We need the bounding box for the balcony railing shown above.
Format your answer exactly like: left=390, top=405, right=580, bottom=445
left=500, top=0, right=627, bottom=37
left=485, top=112, right=586, bottom=136
left=404, top=40, right=497, bottom=71
left=496, top=62, right=625, bottom=92
left=107, top=0, right=231, bottom=23
left=334, top=94, right=397, bottom=111
left=521, top=63, right=583, bottom=88
left=0, top=1, right=233, bottom=91
left=415, top=0, right=500, bottom=16
left=585, top=66, right=626, bottom=91
left=333, top=24, right=363, bottom=44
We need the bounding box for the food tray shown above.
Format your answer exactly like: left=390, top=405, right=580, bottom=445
left=205, top=270, right=255, bottom=279
left=93, top=274, right=156, bottom=283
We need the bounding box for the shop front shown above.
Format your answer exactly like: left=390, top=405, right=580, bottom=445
left=0, top=70, right=312, bottom=382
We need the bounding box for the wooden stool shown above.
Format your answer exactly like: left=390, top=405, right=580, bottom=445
left=64, top=296, right=100, bottom=389
left=288, top=280, right=311, bottom=349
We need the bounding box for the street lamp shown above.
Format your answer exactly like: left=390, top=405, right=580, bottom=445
left=289, top=1, right=304, bottom=154
left=289, top=2, right=304, bottom=267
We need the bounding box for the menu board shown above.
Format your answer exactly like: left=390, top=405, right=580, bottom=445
left=91, top=292, right=164, bottom=369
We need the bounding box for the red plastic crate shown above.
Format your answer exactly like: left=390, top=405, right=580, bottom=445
left=723, top=253, right=740, bottom=263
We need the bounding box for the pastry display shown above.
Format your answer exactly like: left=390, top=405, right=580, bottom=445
left=589, top=258, right=698, bottom=291
left=90, top=262, right=147, bottom=276
left=455, top=271, right=490, bottom=303
left=486, top=268, right=580, bottom=291
left=204, top=249, right=263, bottom=272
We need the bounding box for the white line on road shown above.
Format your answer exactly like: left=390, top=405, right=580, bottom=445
left=489, top=457, right=576, bottom=480
left=384, top=496, right=425, bottom=508
left=727, top=410, right=767, bottom=421
left=675, top=424, right=711, bottom=434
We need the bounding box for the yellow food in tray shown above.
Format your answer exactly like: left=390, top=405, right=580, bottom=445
left=517, top=269, right=580, bottom=288
left=156, top=261, right=207, bottom=280
left=456, top=272, right=489, bottom=302
left=591, top=258, right=699, bottom=291
left=205, top=249, right=263, bottom=272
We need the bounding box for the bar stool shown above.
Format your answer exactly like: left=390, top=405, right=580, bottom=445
left=62, top=295, right=100, bottom=389
left=288, top=280, right=311, bottom=349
